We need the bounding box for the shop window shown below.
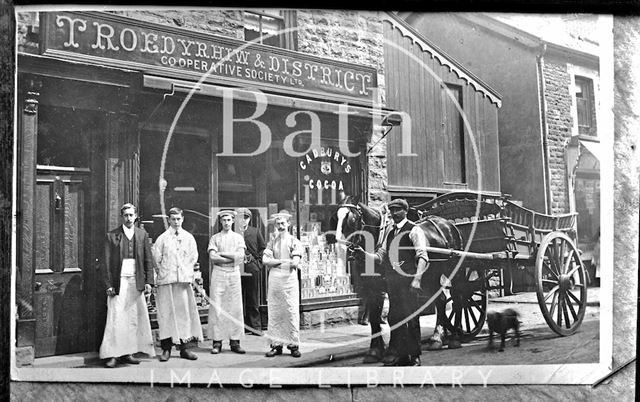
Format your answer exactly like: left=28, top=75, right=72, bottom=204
left=574, top=76, right=596, bottom=136
left=295, top=139, right=362, bottom=300
left=244, top=10, right=297, bottom=50
left=261, top=137, right=362, bottom=300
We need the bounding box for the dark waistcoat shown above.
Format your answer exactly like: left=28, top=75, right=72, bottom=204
left=386, top=221, right=418, bottom=276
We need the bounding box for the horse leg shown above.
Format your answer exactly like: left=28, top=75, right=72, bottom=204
left=426, top=293, right=447, bottom=351
left=434, top=292, right=448, bottom=329
left=448, top=295, right=463, bottom=349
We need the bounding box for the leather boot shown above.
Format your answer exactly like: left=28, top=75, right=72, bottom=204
left=159, top=350, right=171, bottom=362
left=119, top=354, right=140, bottom=364
left=230, top=339, right=246, bottom=354
left=211, top=341, right=222, bottom=354
left=288, top=345, right=301, bottom=358
left=265, top=345, right=283, bottom=357
left=180, top=345, right=198, bottom=360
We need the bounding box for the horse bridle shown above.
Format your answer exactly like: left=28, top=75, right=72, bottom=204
left=338, top=203, right=387, bottom=251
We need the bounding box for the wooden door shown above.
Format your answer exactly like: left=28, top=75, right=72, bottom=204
left=33, top=168, right=90, bottom=357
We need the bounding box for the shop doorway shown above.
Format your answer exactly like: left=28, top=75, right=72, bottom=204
left=32, top=105, right=105, bottom=357
left=33, top=170, right=91, bottom=356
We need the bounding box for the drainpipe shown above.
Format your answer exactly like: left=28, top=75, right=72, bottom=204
left=536, top=43, right=553, bottom=214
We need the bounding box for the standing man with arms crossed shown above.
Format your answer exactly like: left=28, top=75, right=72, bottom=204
left=352, top=198, right=428, bottom=366
left=236, top=207, right=266, bottom=335
left=152, top=207, right=203, bottom=362
left=208, top=209, right=247, bottom=354
left=263, top=210, right=303, bottom=358
left=100, top=203, right=155, bottom=368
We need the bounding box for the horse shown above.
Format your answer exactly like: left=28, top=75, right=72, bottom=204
left=327, top=195, right=388, bottom=363
left=329, top=197, right=465, bottom=361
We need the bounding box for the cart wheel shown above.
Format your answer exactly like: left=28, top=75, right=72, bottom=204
left=535, top=231, right=587, bottom=336
left=443, top=268, right=488, bottom=341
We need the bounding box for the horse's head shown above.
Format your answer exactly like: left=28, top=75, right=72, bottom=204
left=327, top=196, right=382, bottom=250
left=407, top=206, right=423, bottom=223
left=326, top=195, right=359, bottom=245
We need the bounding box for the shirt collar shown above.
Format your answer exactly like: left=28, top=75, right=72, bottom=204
left=122, top=224, right=135, bottom=238
left=395, top=218, right=409, bottom=231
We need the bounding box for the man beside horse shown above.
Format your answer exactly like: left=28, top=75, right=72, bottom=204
left=352, top=198, right=428, bottom=366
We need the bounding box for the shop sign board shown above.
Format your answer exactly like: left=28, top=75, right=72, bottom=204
left=40, top=11, right=378, bottom=106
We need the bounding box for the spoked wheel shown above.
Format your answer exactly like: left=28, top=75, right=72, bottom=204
left=535, top=232, right=588, bottom=336
left=442, top=268, right=488, bottom=341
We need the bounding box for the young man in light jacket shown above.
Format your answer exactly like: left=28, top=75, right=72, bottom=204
left=153, top=207, right=203, bottom=362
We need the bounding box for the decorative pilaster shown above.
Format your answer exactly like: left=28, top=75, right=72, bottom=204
left=17, top=80, right=41, bottom=353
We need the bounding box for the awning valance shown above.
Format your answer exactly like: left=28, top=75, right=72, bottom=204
left=580, top=139, right=601, bottom=161
left=143, top=74, right=394, bottom=120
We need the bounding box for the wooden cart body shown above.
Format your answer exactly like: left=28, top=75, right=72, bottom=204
left=414, top=191, right=588, bottom=340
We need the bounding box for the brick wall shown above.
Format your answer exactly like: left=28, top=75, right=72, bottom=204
left=541, top=60, right=573, bottom=214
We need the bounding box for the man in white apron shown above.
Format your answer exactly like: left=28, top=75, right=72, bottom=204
left=263, top=210, right=303, bottom=358
left=100, top=203, right=155, bottom=368
left=153, top=207, right=203, bottom=362
left=208, top=209, right=247, bottom=354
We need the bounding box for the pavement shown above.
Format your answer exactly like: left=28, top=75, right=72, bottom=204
left=30, top=287, right=600, bottom=369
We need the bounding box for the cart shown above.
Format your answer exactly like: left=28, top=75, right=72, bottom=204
left=414, top=191, right=587, bottom=341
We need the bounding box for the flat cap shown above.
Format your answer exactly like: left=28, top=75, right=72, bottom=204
left=236, top=207, right=252, bottom=218
left=387, top=198, right=409, bottom=211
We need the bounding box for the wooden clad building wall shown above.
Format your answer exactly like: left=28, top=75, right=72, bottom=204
left=383, top=19, right=501, bottom=195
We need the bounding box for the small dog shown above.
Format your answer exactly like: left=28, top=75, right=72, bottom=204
left=486, top=308, right=521, bottom=352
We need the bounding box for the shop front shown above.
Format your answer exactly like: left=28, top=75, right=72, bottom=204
left=567, top=135, right=601, bottom=285
left=17, top=10, right=383, bottom=360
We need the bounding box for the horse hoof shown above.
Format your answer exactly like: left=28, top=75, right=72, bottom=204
left=447, top=339, right=462, bottom=349
left=426, top=341, right=443, bottom=351
left=363, top=354, right=381, bottom=363
left=363, top=348, right=383, bottom=363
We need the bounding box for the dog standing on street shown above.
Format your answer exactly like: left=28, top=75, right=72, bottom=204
left=486, top=308, right=521, bottom=352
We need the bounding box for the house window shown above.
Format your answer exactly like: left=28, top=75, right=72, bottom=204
left=574, top=76, right=596, bottom=136
left=244, top=10, right=297, bottom=50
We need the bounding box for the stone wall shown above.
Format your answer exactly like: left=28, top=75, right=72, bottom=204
left=541, top=59, right=573, bottom=214
left=295, top=10, right=387, bottom=207
left=110, top=9, right=245, bottom=39
left=16, top=12, right=39, bottom=53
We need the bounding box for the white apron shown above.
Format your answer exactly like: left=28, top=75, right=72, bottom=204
left=207, top=267, right=245, bottom=341
left=156, top=282, right=203, bottom=343
left=99, top=261, right=155, bottom=359
left=267, top=267, right=300, bottom=347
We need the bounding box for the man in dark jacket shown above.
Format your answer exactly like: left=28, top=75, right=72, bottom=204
left=237, top=207, right=266, bottom=335
left=352, top=198, right=428, bottom=366
left=99, top=203, right=155, bottom=368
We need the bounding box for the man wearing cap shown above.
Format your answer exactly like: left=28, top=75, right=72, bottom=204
left=236, top=207, right=266, bottom=335
left=262, top=210, right=304, bottom=358
left=152, top=207, right=202, bottom=362
left=100, top=203, right=155, bottom=368
left=208, top=209, right=247, bottom=354
left=352, top=198, right=428, bottom=366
